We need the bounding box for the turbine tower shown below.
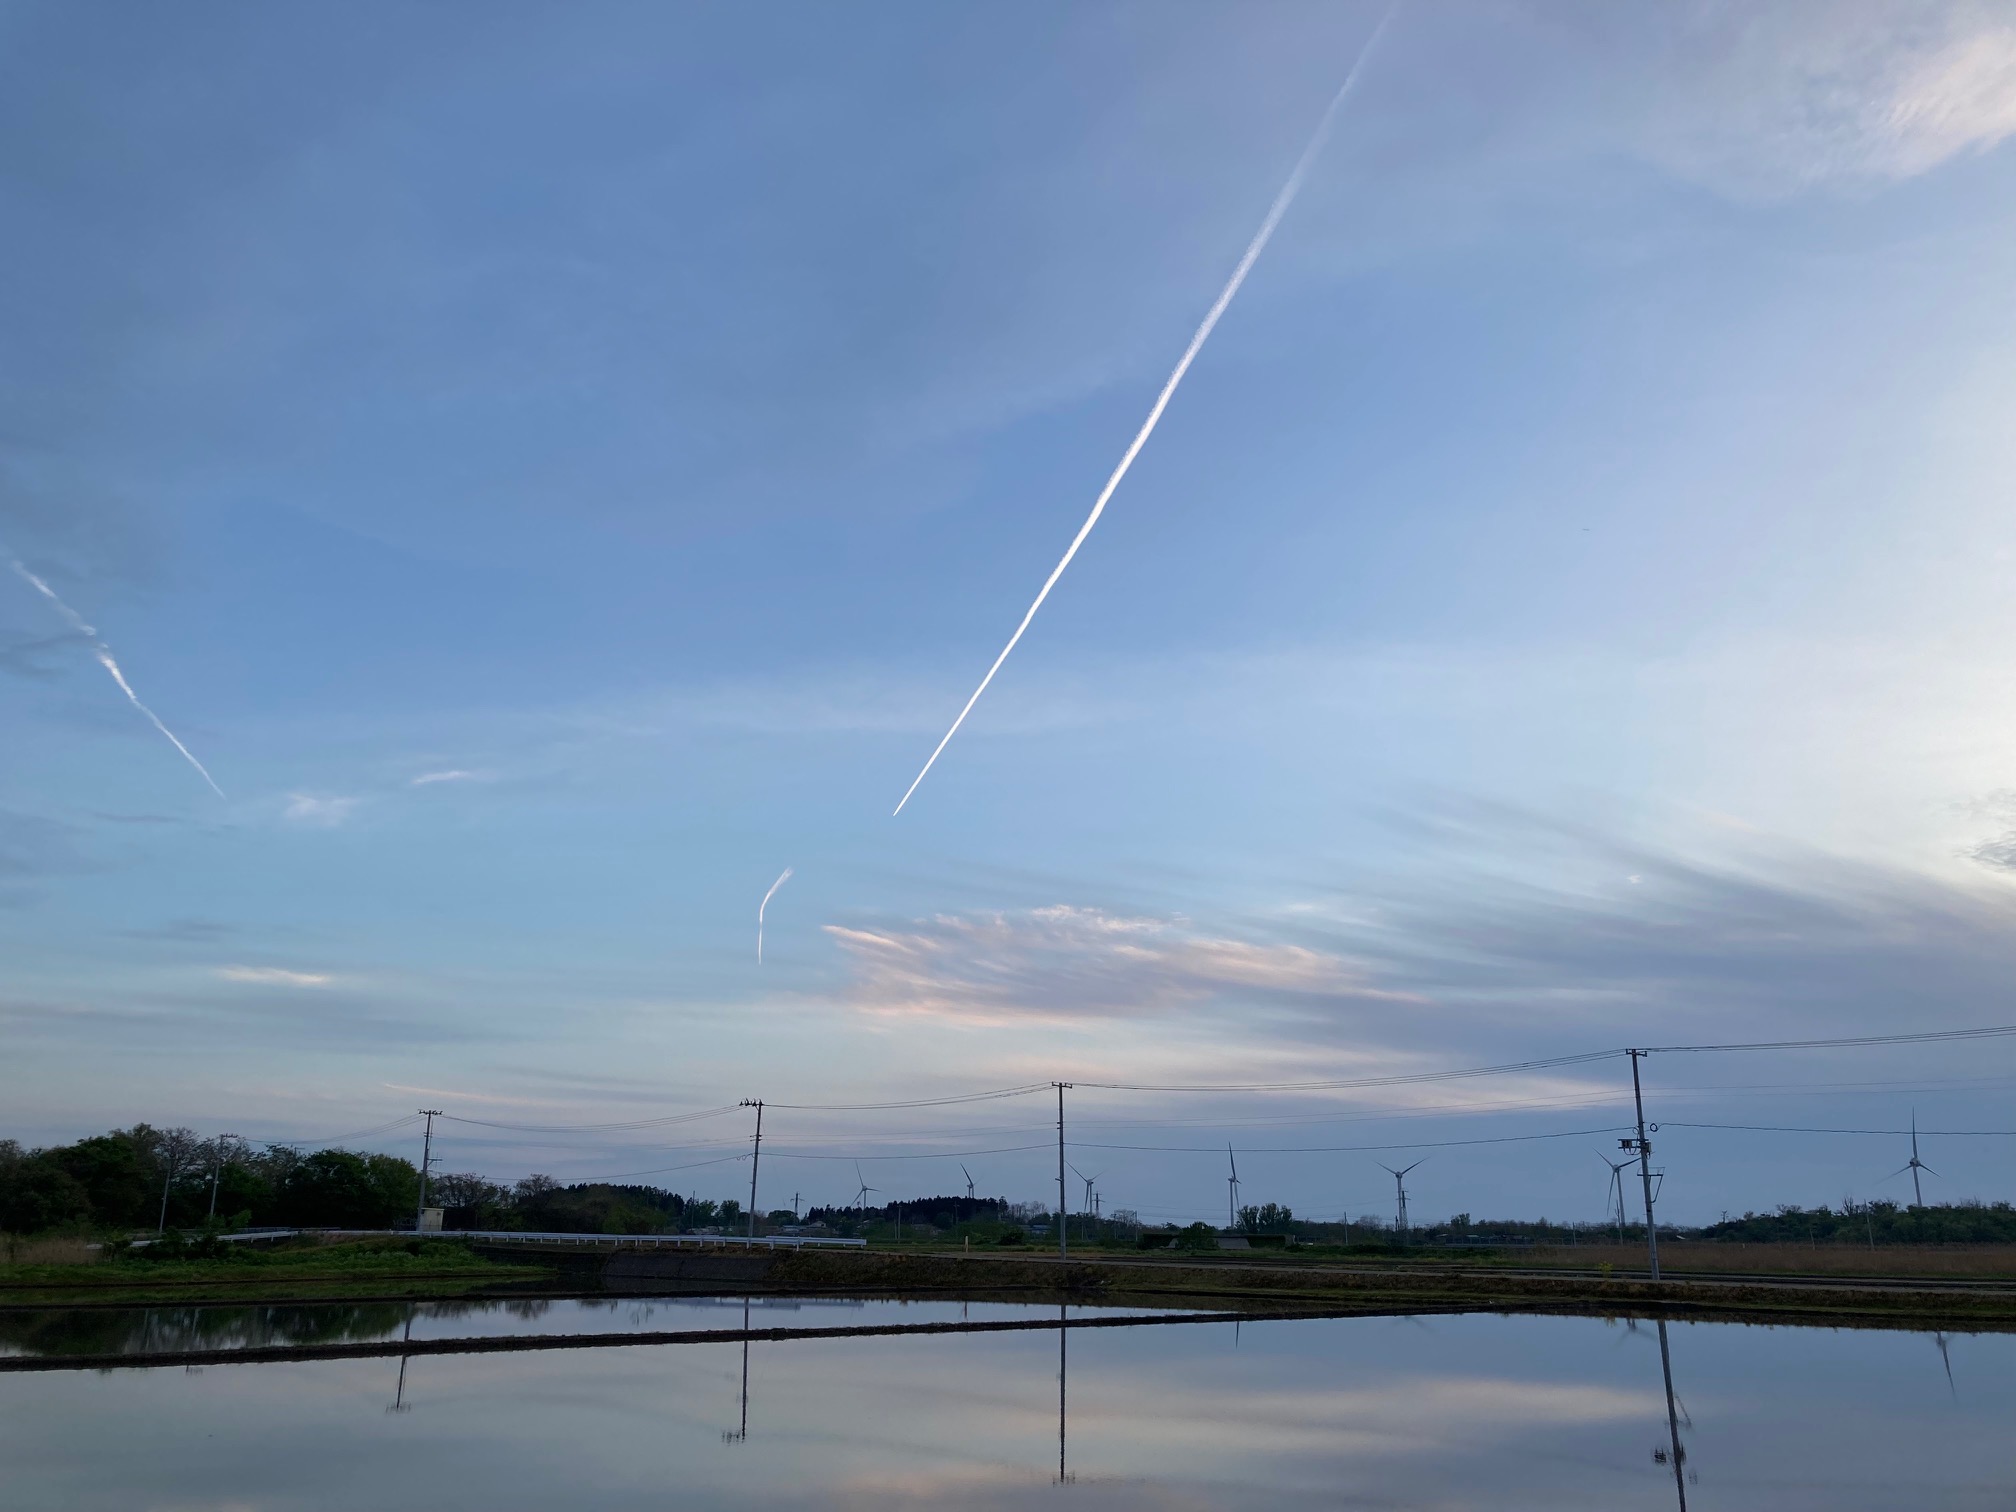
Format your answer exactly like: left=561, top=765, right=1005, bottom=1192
left=1068, top=1164, right=1101, bottom=1241
left=1888, top=1110, right=1937, bottom=1208
left=1380, top=1160, right=1424, bottom=1244
left=1226, top=1145, right=1242, bottom=1231
left=1599, top=1151, right=1635, bottom=1243
left=851, top=1162, right=880, bottom=1230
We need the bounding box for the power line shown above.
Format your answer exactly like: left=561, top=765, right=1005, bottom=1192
left=436, top=1106, right=740, bottom=1133
left=1643, top=1025, right=2016, bottom=1053
left=1067, top=1125, right=1634, bottom=1155
left=1664, top=1121, right=2016, bottom=1137
left=255, top=1115, right=425, bottom=1147
left=763, top=1142, right=1055, bottom=1162
left=598, top=1153, right=753, bottom=1180
left=1077, top=1051, right=1627, bottom=1093
left=765, top=1085, right=1052, bottom=1110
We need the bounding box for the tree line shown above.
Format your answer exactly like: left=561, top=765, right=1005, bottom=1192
left=0, top=1127, right=753, bottom=1238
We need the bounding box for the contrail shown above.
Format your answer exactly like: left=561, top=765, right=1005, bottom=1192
left=892, top=11, right=1398, bottom=816
left=757, top=867, right=794, bottom=964
left=7, top=558, right=226, bottom=798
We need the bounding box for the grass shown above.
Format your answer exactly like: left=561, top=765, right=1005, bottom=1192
left=0, top=1236, right=97, bottom=1267
left=0, top=1236, right=553, bottom=1305
left=1520, top=1242, right=2016, bottom=1278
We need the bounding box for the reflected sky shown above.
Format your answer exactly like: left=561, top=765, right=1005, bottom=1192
left=2, top=1308, right=2009, bottom=1509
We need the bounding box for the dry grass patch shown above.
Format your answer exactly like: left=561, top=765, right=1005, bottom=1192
left=1, top=1236, right=99, bottom=1267
left=1528, top=1242, right=2016, bottom=1278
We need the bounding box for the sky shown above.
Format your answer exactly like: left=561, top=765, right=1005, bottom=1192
left=5, top=0, right=2016, bottom=1228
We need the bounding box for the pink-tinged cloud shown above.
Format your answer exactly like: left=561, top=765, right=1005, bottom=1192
left=823, top=905, right=1420, bottom=1025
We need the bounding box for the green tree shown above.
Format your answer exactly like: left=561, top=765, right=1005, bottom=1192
left=0, top=1142, right=92, bottom=1234
left=45, top=1128, right=160, bottom=1229
left=276, top=1150, right=420, bottom=1227
left=1238, top=1203, right=1294, bottom=1234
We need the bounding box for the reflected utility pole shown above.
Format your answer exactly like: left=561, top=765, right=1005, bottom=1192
left=724, top=1299, right=751, bottom=1443
left=386, top=1313, right=415, bottom=1415
left=1055, top=1301, right=1073, bottom=1485
left=1654, top=1319, right=1688, bottom=1511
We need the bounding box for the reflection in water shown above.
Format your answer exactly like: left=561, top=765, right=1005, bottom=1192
left=3, top=1307, right=2009, bottom=1509
left=1933, top=1331, right=1956, bottom=1398
left=724, top=1300, right=751, bottom=1444
left=1056, top=1303, right=1071, bottom=1487
left=387, top=1316, right=415, bottom=1416
left=0, top=1295, right=906, bottom=1360
left=1653, top=1319, right=1690, bottom=1511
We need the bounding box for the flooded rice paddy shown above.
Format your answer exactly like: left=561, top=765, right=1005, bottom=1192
left=2, top=1297, right=2008, bottom=1509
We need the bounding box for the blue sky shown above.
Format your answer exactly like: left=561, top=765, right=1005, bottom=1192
left=6, top=1, right=2016, bottom=1226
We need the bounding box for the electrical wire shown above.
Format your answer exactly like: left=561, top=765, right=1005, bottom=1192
left=1644, top=1024, right=2016, bottom=1053
left=1663, top=1121, right=2016, bottom=1137
left=255, top=1114, right=425, bottom=1147
left=1067, top=1125, right=1634, bottom=1155
left=763, top=1142, right=1056, bottom=1162
left=598, top=1152, right=753, bottom=1179
left=1075, top=1050, right=1625, bottom=1093
left=436, top=1106, right=740, bottom=1133
left=766, top=1084, right=1052, bottom=1110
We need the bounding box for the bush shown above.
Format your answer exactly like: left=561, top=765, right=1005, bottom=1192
left=1176, top=1222, right=1219, bottom=1251
left=997, top=1229, right=1024, bottom=1246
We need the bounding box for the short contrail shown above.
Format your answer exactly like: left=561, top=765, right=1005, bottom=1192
left=7, top=558, right=226, bottom=798
left=892, top=11, right=1398, bottom=816
left=757, top=867, right=794, bottom=964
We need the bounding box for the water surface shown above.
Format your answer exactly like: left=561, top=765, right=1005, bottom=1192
left=2, top=1302, right=2006, bottom=1509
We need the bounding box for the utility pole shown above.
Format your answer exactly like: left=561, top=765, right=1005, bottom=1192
left=740, top=1100, right=764, bottom=1240
left=1054, top=1082, right=1072, bottom=1259
left=1623, top=1051, right=1660, bottom=1279
left=156, top=1138, right=183, bottom=1235
left=416, top=1110, right=442, bottom=1232
left=208, top=1133, right=240, bottom=1221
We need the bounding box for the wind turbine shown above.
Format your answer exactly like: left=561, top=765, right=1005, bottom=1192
left=1599, top=1151, right=1635, bottom=1243
left=1380, top=1160, right=1424, bottom=1244
left=1226, top=1145, right=1242, bottom=1231
left=961, top=1164, right=976, bottom=1202
left=1886, top=1110, right=1937, bottom=1208
left=1068, top=1164, right=1101, bottom=1241
left=852, top=1163, right=880, bottom=1230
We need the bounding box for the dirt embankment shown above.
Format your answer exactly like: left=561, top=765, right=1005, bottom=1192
left=757, top=1248, right=2016, bottom=1328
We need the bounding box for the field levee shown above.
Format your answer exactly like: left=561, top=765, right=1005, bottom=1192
left=726, top=1246, right=2016, bottom=1328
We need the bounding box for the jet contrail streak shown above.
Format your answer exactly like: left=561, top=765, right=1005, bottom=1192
left=8, top=558, right=226, bottom=798
left=892, top=10, right=1398, bottom=816
left=757, top=867, right=794, bottom=964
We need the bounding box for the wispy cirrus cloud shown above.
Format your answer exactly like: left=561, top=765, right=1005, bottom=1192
left=1617, top=1, right=2016, bottom=195
left=825, top=904, right=1417, bottom=1026
left=410, top=768, right=484, bottom=786
left=217, top=965, right=333, bottom=987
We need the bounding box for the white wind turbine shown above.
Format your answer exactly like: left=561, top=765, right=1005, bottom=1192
left=1885, top=1110, right=1938, bottom=1208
